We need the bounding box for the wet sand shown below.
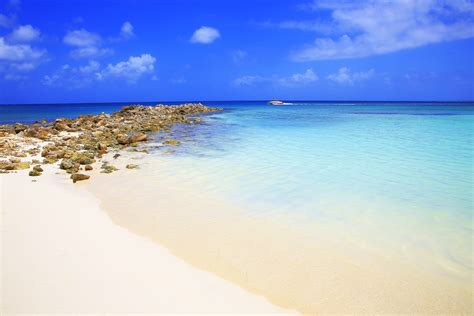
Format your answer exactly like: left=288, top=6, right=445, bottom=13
left=85, top=153, right=473, bottom=314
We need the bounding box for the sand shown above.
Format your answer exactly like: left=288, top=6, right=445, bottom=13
left=85, top=154, right=473, bottom=314
left=0, top=166, right=293, bottom=314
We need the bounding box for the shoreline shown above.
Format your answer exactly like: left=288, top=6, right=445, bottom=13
left=85, top=152, right=473, bottom=314
left=1, top=104, right=472, bottom=314
left=0, top=104, right=293, bottom=314
left=0, top=165, right=293, bottom=314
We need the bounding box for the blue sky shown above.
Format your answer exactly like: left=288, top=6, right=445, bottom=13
left=0, top=0, right=473, bottom=103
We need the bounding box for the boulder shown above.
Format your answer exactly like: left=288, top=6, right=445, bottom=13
left=116, top=134, right=129, bottom=145
left=60, top=159, right=74, bottom=170
left=14, top=123, right=27, bottom=134
left=29, top=170, right=42, bottom=176
left=33, top=165, right=43, bottom=172
left=129, top=133, right=147, bottom=143
left=97, top=143, right=107, bottom=151
left=71, top=173, right=90, bottom=183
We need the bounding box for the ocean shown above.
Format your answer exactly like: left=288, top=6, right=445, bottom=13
left=2, top=101, right=473, bottom=312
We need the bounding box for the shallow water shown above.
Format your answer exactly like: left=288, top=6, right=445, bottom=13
left=86, top=101, right=473, bottom=313
left=152, top=102, right=474, bottom=273
left=4, top=101, right=473, bottom=312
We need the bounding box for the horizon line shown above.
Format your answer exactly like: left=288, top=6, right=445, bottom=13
left=1, top=99, right=474, bottom=106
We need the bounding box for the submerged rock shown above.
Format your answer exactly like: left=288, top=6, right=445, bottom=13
left=164, top=139, right=180, bottom=146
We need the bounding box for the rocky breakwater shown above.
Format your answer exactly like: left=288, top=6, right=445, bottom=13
left=0, top=103, right=222, bottom=182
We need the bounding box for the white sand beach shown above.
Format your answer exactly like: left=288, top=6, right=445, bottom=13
left=0, top=166, right=292, bottom=314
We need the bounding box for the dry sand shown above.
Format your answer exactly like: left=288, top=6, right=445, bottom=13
left=0, top=166, right=293, bottom=314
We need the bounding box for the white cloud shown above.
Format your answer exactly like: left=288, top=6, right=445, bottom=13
left=42, top=73, right=60, bottom=86
left=0, top=37, right=46, bottom=80
left=70, top=46, right=113, bottom=59
left=8, top=24, right=40, bottom=42
left=233, top=68, right=318, bottom=87
left=100, top=54, right=156, bottom=82
left=190, top=26, right=220, bottom=44
left=0, top=37, right=44, bottom=61
left=63, top=28, right=113, bottom=59
left=63, top=29, right=101, bottom=47
left=231, top=49, right=248, bottom=63
left=327, top=67, right=374, bottom=85
left=77, top=60, right=100, bottom=74
left=120, top=21, right=134, bottom=39
left=285, top=68, right=318, bottom=84
left=43, top=54, right=156, bottom=87
left=291, top=0, right=474, bottom=61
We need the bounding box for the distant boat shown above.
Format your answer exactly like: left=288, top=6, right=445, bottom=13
left=268, top=100, right=285, bottom=105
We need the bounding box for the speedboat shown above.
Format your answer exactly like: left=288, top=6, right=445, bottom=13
left=268, top=100, right=285, bottom=105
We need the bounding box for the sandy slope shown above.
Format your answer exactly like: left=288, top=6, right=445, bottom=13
left=0, top=167, right=292, bottom=314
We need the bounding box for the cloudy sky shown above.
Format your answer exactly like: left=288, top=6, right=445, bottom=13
left=0, top=0, right=473, bottom=103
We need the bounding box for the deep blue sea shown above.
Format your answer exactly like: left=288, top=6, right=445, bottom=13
left=2, top=101, right=473, bottom=311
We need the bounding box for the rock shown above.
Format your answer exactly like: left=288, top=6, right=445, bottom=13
left=0, top=103, right=222, bottom=181
left=14, top=123, right=27, bottom=134
left=14, top=161, right=30, bottom=170
left=85, top=165, right=93, bottom=171
left=37, top=129, right=49, bottom=140
left=97, top=143, right=107, bottom=151
left=71, top=173, right=90, bottom=183
left=9, top=157, right=21, bottom=163
left=33, top=165, right=43, bottom=172
left=164, top=139, right=180, bottom=146
left=15, top=152, right=28, bottom=158
left=60, top=159, right=74, bottom=170
left=116, top=134, right=129, bottom=145
left=29, top=170, right=41, bottom=176
left=101, top=163, right=118, bottom=174
left=126, top=164, right=139, bottom=169
left=129, top=132, right=147, bottom=143
left=71, top=152, right=95, bottom=165
left=113, top=153, right=121, bottom=159
left=43, top=157, right=58, bottom=164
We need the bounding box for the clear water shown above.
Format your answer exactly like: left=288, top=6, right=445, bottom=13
left=149, top=101, right=474, bottom=278
left=3, top=101, right=474, bottom=312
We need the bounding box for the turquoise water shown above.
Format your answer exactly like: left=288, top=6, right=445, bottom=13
left=3, top=101, right=472, bottom=274
left=146, top=102, right=473, bottom=279
left=4, top=101, right=473, bottom=311
left=2, top=101, right=473, bottom=282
